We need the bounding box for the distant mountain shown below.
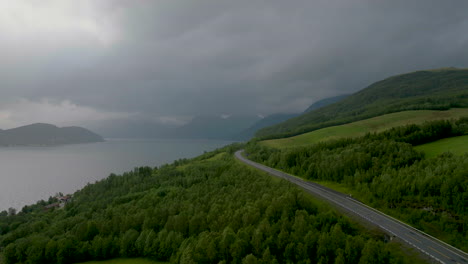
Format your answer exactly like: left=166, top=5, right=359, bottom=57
left=86, top=115, right=260, bottom=140
left=257, top=68, right=468, bottom=139
left=167, top=115, right=261, bottom=140
left=86, top=119, right=174, bottom=139
left=303, top=94, right=349, bottom=113
left=0, top=123, right=104, bottom=146
left=234, top=113, right=298, bottom=140
left=235, top=94, right=349, bottom=140
left=232, top=95, right=350, bottom=140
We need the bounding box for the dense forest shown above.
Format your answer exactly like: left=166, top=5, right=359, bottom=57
left=246, top=118, right=468, bottom=251
left=1, top=144, right=418, bottom=264
left=257, top=68, right=468, bottom=139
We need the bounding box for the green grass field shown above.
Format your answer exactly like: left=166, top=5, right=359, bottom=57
left=76, top=259, right=167, bottom=264
left=415, top=135, right=468, bottom=158
left=261, top=108, right=468, bottom=148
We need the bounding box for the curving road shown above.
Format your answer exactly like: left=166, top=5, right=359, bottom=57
left=235, top=150, right=468, bottom=264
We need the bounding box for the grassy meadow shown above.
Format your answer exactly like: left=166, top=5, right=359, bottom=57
left=415, top=135, right=468, bottom=158
left=261, top=108, right=468, bottom=148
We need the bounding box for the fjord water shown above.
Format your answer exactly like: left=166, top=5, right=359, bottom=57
left=0, top=139, right=232, bottom=211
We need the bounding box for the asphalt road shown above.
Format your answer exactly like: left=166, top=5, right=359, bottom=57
left=235, top=150, right=468, bottom=264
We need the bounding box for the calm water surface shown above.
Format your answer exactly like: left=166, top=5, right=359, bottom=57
left=0, top=138, right=232, bottom=211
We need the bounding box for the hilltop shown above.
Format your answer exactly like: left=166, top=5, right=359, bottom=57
left=257, top=68, right=468, bottom=139
left=0, top=123, right=104, bottom=146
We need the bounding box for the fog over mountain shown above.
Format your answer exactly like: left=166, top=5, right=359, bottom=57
left=1, top=0, right=468, bottom=131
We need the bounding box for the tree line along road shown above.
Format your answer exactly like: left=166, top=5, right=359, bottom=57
left=235, top=150, right=468, bottom=264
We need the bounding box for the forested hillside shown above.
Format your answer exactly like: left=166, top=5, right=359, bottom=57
left=1, top=145, right=419, bottom=264
left=257, top=68, right=468, bottom=139
left=303, top=94, right=349, bottom=113
left=246, top=118, right=468, bottom=251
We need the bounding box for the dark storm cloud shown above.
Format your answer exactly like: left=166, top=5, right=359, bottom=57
left=0, top=0, right=468, bottom=127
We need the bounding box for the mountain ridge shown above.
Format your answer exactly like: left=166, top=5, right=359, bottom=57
left=88, top=115, right=261, bottom=140
left=233, top=95, right=351, bottom=141
left=303, top=94, right=349, bottom=113
left=234, top=113, right=299, bottom=140
left=256, top=68, right=468, bottom=139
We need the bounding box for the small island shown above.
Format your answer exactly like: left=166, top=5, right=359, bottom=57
left=0, top=123, right=104, bottom=146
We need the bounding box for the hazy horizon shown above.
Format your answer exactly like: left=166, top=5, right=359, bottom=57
left=0, top=0, right=468, bottom=130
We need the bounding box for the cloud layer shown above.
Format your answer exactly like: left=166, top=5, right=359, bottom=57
left=0, top=99, right=132, bottom=129
left=1, top=0, right=468, bottom=127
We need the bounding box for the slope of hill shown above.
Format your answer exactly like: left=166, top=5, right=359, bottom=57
left=246, top=118, right=468, bottom=251
left=166, top=115, right=260, bottom=140
left=234, top=95, right=351, bottom=141
left=0, top=123, right=104, bottom=146
left=257, top=68, right=468, bottom=139
left=234, top=113, right=298, bottom=140
left=303, top=94, right=349, bottom=113
left=262, top=108, right=468, bottom=148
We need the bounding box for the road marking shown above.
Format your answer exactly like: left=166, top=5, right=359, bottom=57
left=428, top=246, right=453, bottom=261
left=407, top=233, right=423, bottom=243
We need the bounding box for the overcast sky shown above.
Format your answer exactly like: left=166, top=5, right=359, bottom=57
left=0, top=0, right=467, bottom=128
